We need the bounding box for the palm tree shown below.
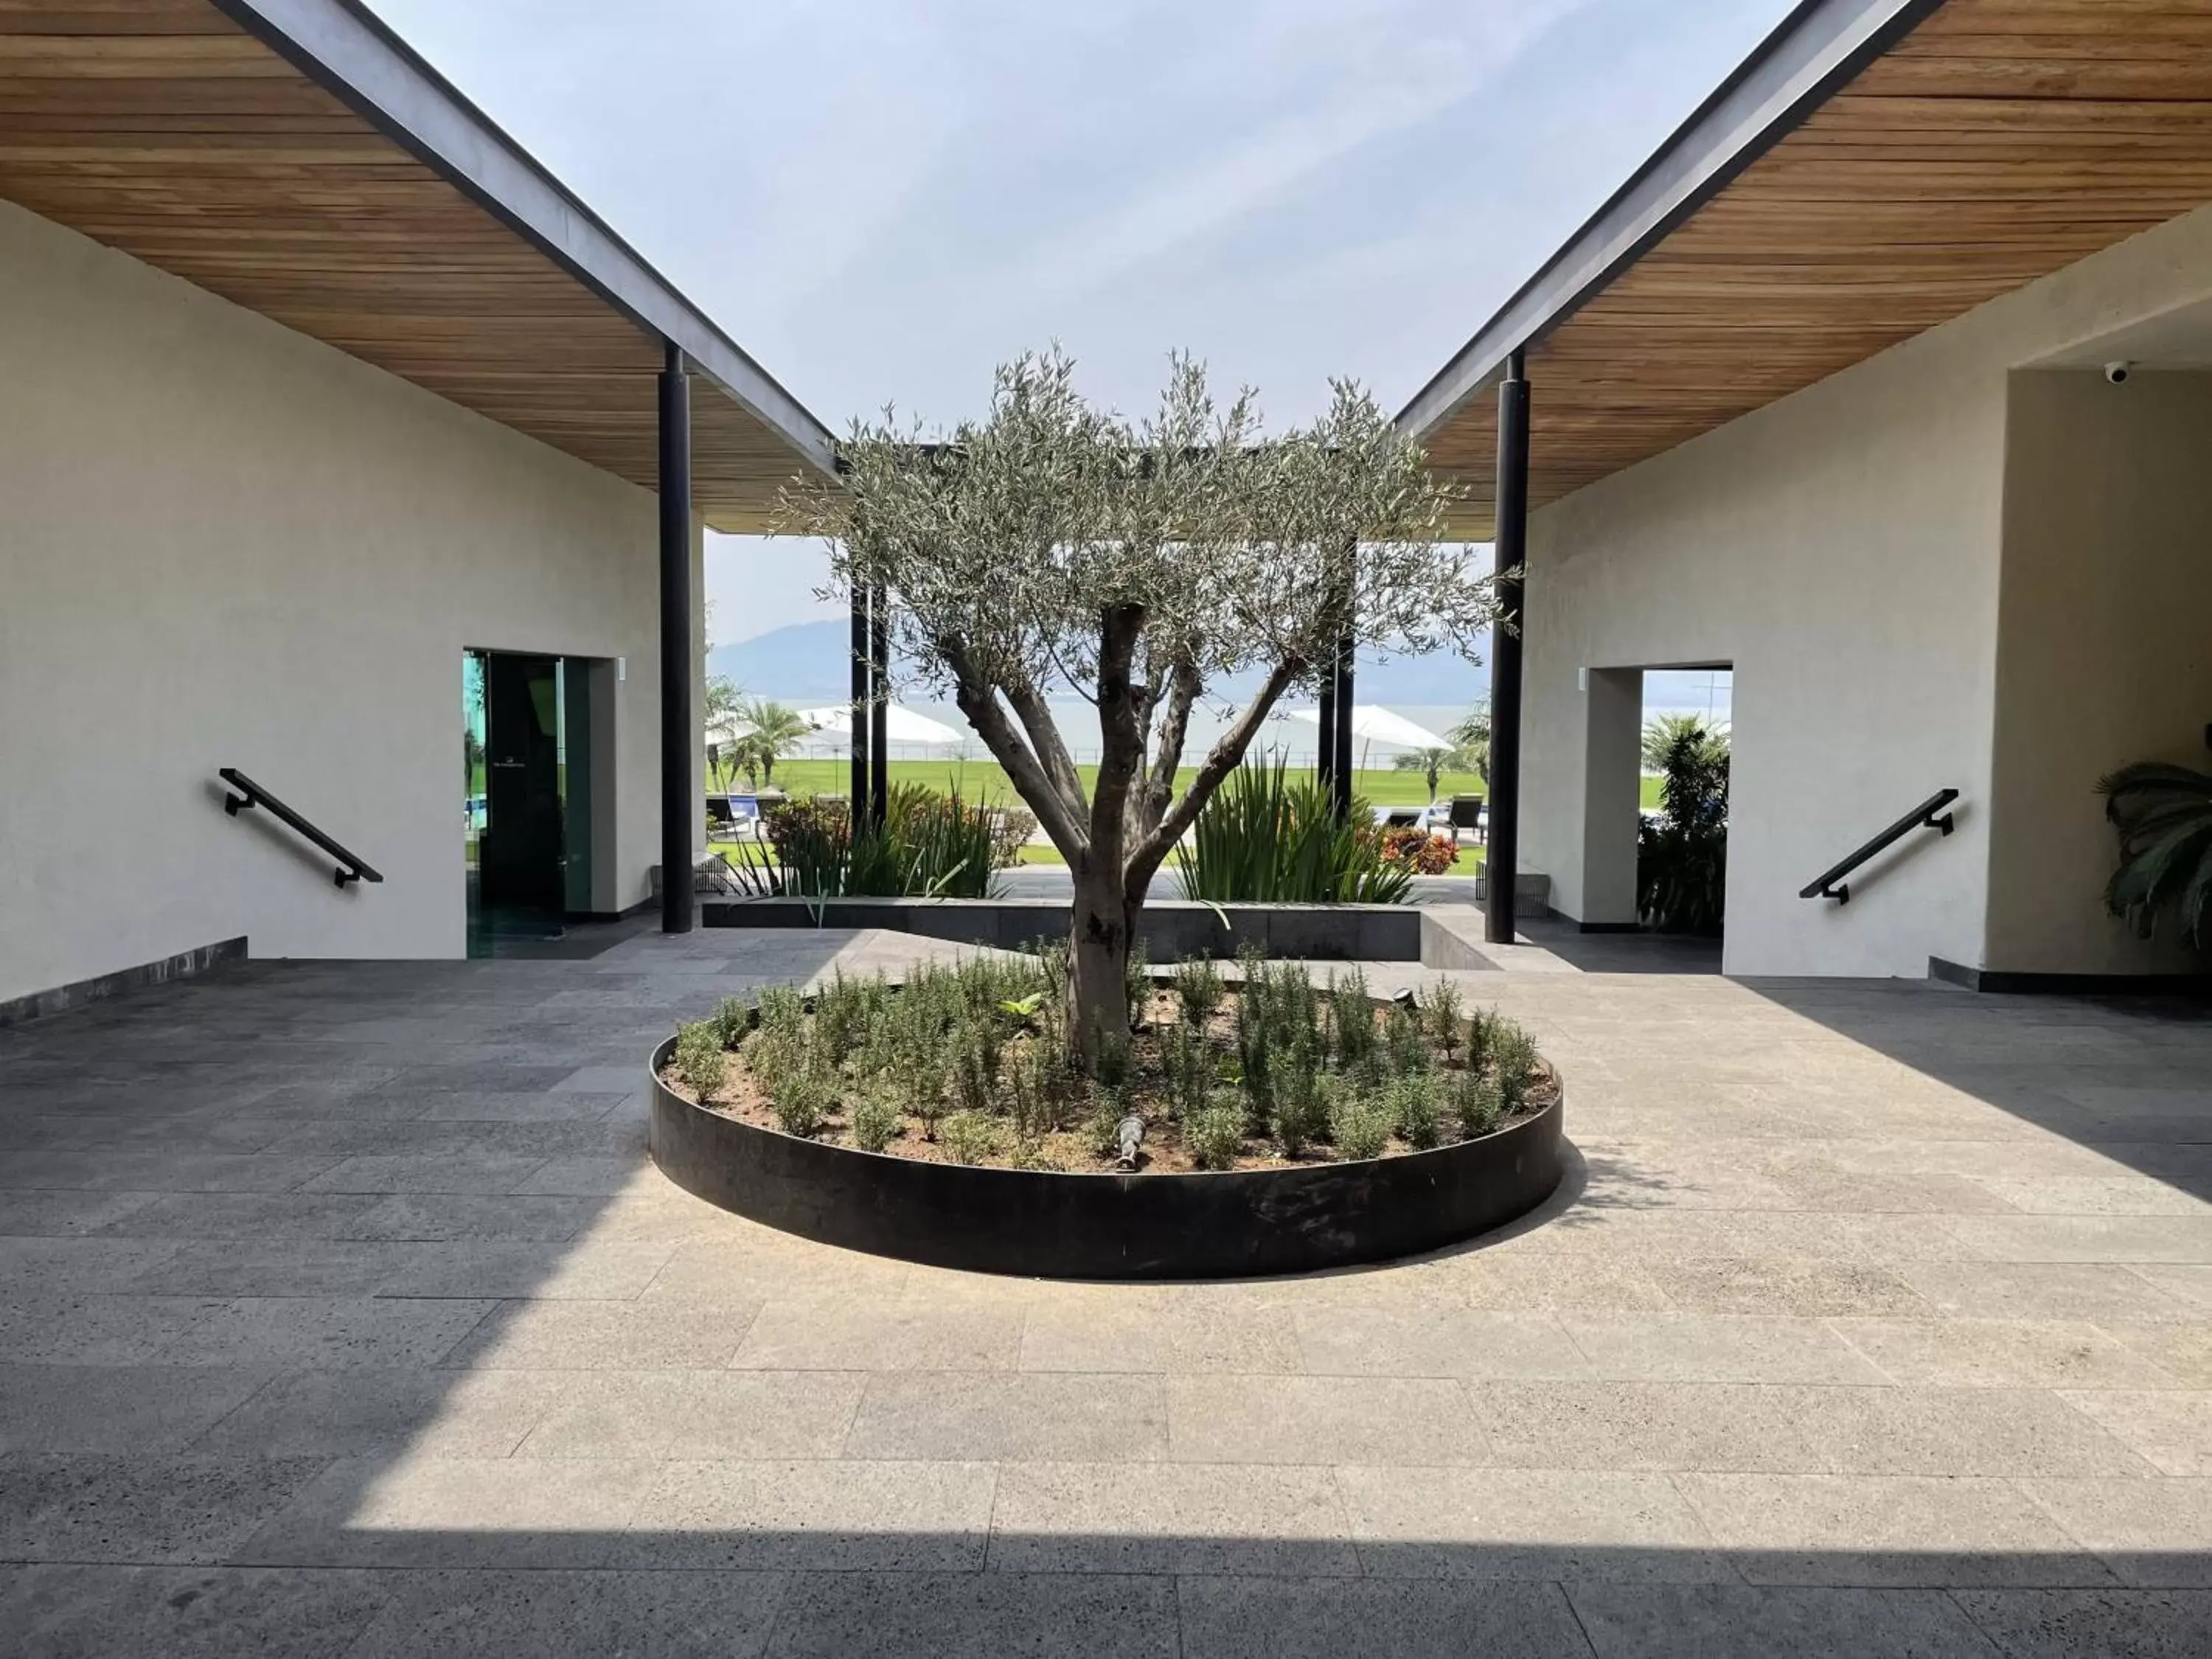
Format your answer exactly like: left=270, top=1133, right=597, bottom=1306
left=1447, top=703, right=1491, bottom=785
left=1641, top=713, right=1728, bottom=773
left=1393, top=745, right=1477, bottom=804
left=703, top=675, right=745, bottom=790
left=734, top=698, right=810, bottom=789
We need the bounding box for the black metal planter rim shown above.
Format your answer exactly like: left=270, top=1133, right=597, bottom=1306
left=647, top=1036, right=1566, bottom=1281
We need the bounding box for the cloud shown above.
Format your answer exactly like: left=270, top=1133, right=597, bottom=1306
left=1002, top=0, right=1595, bottom=306
left=361, top=0, right=1798, bottom=428
left=362, top=0, right=1798, bottom=640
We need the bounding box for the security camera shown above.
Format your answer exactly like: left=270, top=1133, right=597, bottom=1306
left=2105, top=361, right=2133, bottom=385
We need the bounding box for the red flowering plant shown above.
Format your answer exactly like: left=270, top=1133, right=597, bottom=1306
left=1377, top=826, right=1459, bottom=874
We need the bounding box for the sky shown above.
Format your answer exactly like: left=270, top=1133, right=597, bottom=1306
left=369, top=0, right=1797, bottom=644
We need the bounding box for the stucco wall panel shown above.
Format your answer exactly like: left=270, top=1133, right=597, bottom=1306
left=1988, top=370, right=2212, bottom=975
left=0, top=199, right=671, bottom=1001
left=1525, top=331, right=2005, bottom=978
left=1518, top=199, right=2212, bottom=978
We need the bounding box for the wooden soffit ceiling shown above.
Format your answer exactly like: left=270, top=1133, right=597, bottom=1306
left=0, top=0, right=835, bottom=532
left=1407, top=0, right=2212, bottom=538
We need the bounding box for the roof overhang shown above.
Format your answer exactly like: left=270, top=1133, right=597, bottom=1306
left=0, top=0, right=837, bottom=531
left=1403, top=0, right=2212, bottom=536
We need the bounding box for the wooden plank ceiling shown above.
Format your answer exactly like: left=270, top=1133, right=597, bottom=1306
left=0, top=0, right=822, bottom=532
left=1419, top=0, right=2212, bottom=537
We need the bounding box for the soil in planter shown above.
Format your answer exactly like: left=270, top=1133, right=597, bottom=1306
left=658, top=953, right=1554, bottom=1175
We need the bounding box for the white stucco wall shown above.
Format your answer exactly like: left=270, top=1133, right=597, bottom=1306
left=1987, top=369, right=2212, bottom=975
left=1523, top=327, right=2007, bottom=978
left=0, top=199, right=681, bottom=1003
left=1521, top=200, right=2212, bottom=978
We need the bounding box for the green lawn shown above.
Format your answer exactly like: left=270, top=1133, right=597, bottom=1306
left=723, top=757, right=1663, bottom=814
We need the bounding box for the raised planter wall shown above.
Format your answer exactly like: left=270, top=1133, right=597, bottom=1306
left=703, top=897, right=1427, bottom=962
left=649, top=1036, right=1565, bottom=1280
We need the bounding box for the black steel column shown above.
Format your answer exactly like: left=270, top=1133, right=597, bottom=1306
left=849, top=579, right=870, bottom=819
left=1486, top=349, right=1529, bottom=945
left=1331, top=631, right=1355, bottom=821
left=658, top=341, right=695, bottom=934
left=868, top=580, right=890, bottom=830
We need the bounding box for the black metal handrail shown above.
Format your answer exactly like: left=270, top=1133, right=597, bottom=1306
left=219, top=768, right=383, bottom=889
left=1800, top=788, right=1958, bottom=905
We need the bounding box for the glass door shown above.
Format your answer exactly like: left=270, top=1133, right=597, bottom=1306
left=463, top=650, right=489, bottom=951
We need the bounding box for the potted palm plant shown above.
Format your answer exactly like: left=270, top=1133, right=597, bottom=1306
left=1637, top=720, right=1729, bottom=934
left=2098, top=761, right=2212, bottom=947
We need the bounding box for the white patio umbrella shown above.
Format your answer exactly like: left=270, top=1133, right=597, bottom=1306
left=796, top=704, right=968, bottom=748
left=1287, top=704, right=1449, bottom=751
left=1288, top=703, right=1453, bottom=793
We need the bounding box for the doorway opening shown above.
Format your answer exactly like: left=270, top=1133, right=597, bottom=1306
left=463, top=650, right=612, bottom=957
left=1576, top=664, right=1732, bottom=946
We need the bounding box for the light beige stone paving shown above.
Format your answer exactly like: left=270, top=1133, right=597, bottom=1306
left=989, top=1461, right=1357, bottom=1576
left=2016, top=1478, right=2212, bottom=1586
left=2056, top=1390, right=2212, bottom=1477
left=1557, top=1313, right=1890, bottom=1385
left=4, top=927, right=2209, bottom=1654
left=730, top=1297, right=1024, bottom=1372
left=509, top=1370, right=869, bottom=1461
left=1336, top=1464, right=1729, bottom=1582
left=1164, top=1374, right=1476, bottom=1466
left=632, top=1458, right=998, bottom=1572
left=843, top=1371, right=1169, bottom=1462
left=440, top=1297, right=759, bottom=1371
left=2130, top=1264, right=2212, bottom=1314
left=1019, top=1294, right=1304, bottom=1374
left=2098, top=1320, right=2212, bottom=1386
left=1894, top=1261, right=2203, bottom=1323
left=1291, top=1307, right=1593, bottom=1380
left=1828, top=1317, right=2190, bottom=1389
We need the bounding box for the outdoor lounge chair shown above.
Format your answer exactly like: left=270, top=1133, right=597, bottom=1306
left=706, top=793, right=766, bottom=845
left=1447, top=793, right=1486, bottom=846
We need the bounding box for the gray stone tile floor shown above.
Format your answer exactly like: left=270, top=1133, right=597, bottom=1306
left=0, top=923, right=2207, bottom=1654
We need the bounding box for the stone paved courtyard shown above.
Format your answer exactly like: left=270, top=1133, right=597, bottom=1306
left=1, top=925, right=2208, bottom=1655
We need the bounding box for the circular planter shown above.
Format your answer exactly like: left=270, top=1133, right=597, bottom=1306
left=647, top=1036, right=1564, bottom=1280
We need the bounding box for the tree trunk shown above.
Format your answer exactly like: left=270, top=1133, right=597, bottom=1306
left=1068, top=860, right=1133, bottom=1067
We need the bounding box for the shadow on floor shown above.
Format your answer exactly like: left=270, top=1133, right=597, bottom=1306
left=1746, top=978, right=2212, bottom=1206
left=6, top=1531, right=2202, bottom=1656
left=1514, top=914, right=1725, bottom=975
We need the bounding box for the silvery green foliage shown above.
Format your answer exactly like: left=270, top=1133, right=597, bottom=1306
left=850, top=1091, right=901, bottom=1155
left=1186, top=1095, right=1248, bottom=1172
left=789, top=347, right=1491, bottom=887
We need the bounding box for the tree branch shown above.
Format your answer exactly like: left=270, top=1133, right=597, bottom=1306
left=1135, top=655, right=1202, bottom=837
left=938, top=636, right=1089, bottom=859
left=1001, top=672, right=1088, bottom=827
left=1125, top=657, right=1302, bottom=902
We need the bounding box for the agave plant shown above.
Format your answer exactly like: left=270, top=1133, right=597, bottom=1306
left=726, top=785, right=1007, bottom=902
left=2098, top=762, right=2212, bottom=947
left=1176, top=757, right=1413, bottom=905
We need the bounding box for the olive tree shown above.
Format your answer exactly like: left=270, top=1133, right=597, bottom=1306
left=795, top=348, right=1489, bottom=1066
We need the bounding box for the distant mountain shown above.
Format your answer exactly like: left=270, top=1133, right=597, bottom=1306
left=708, top=619, right=1491, bottom=711
left=706, top=620, right=855, bottom=706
